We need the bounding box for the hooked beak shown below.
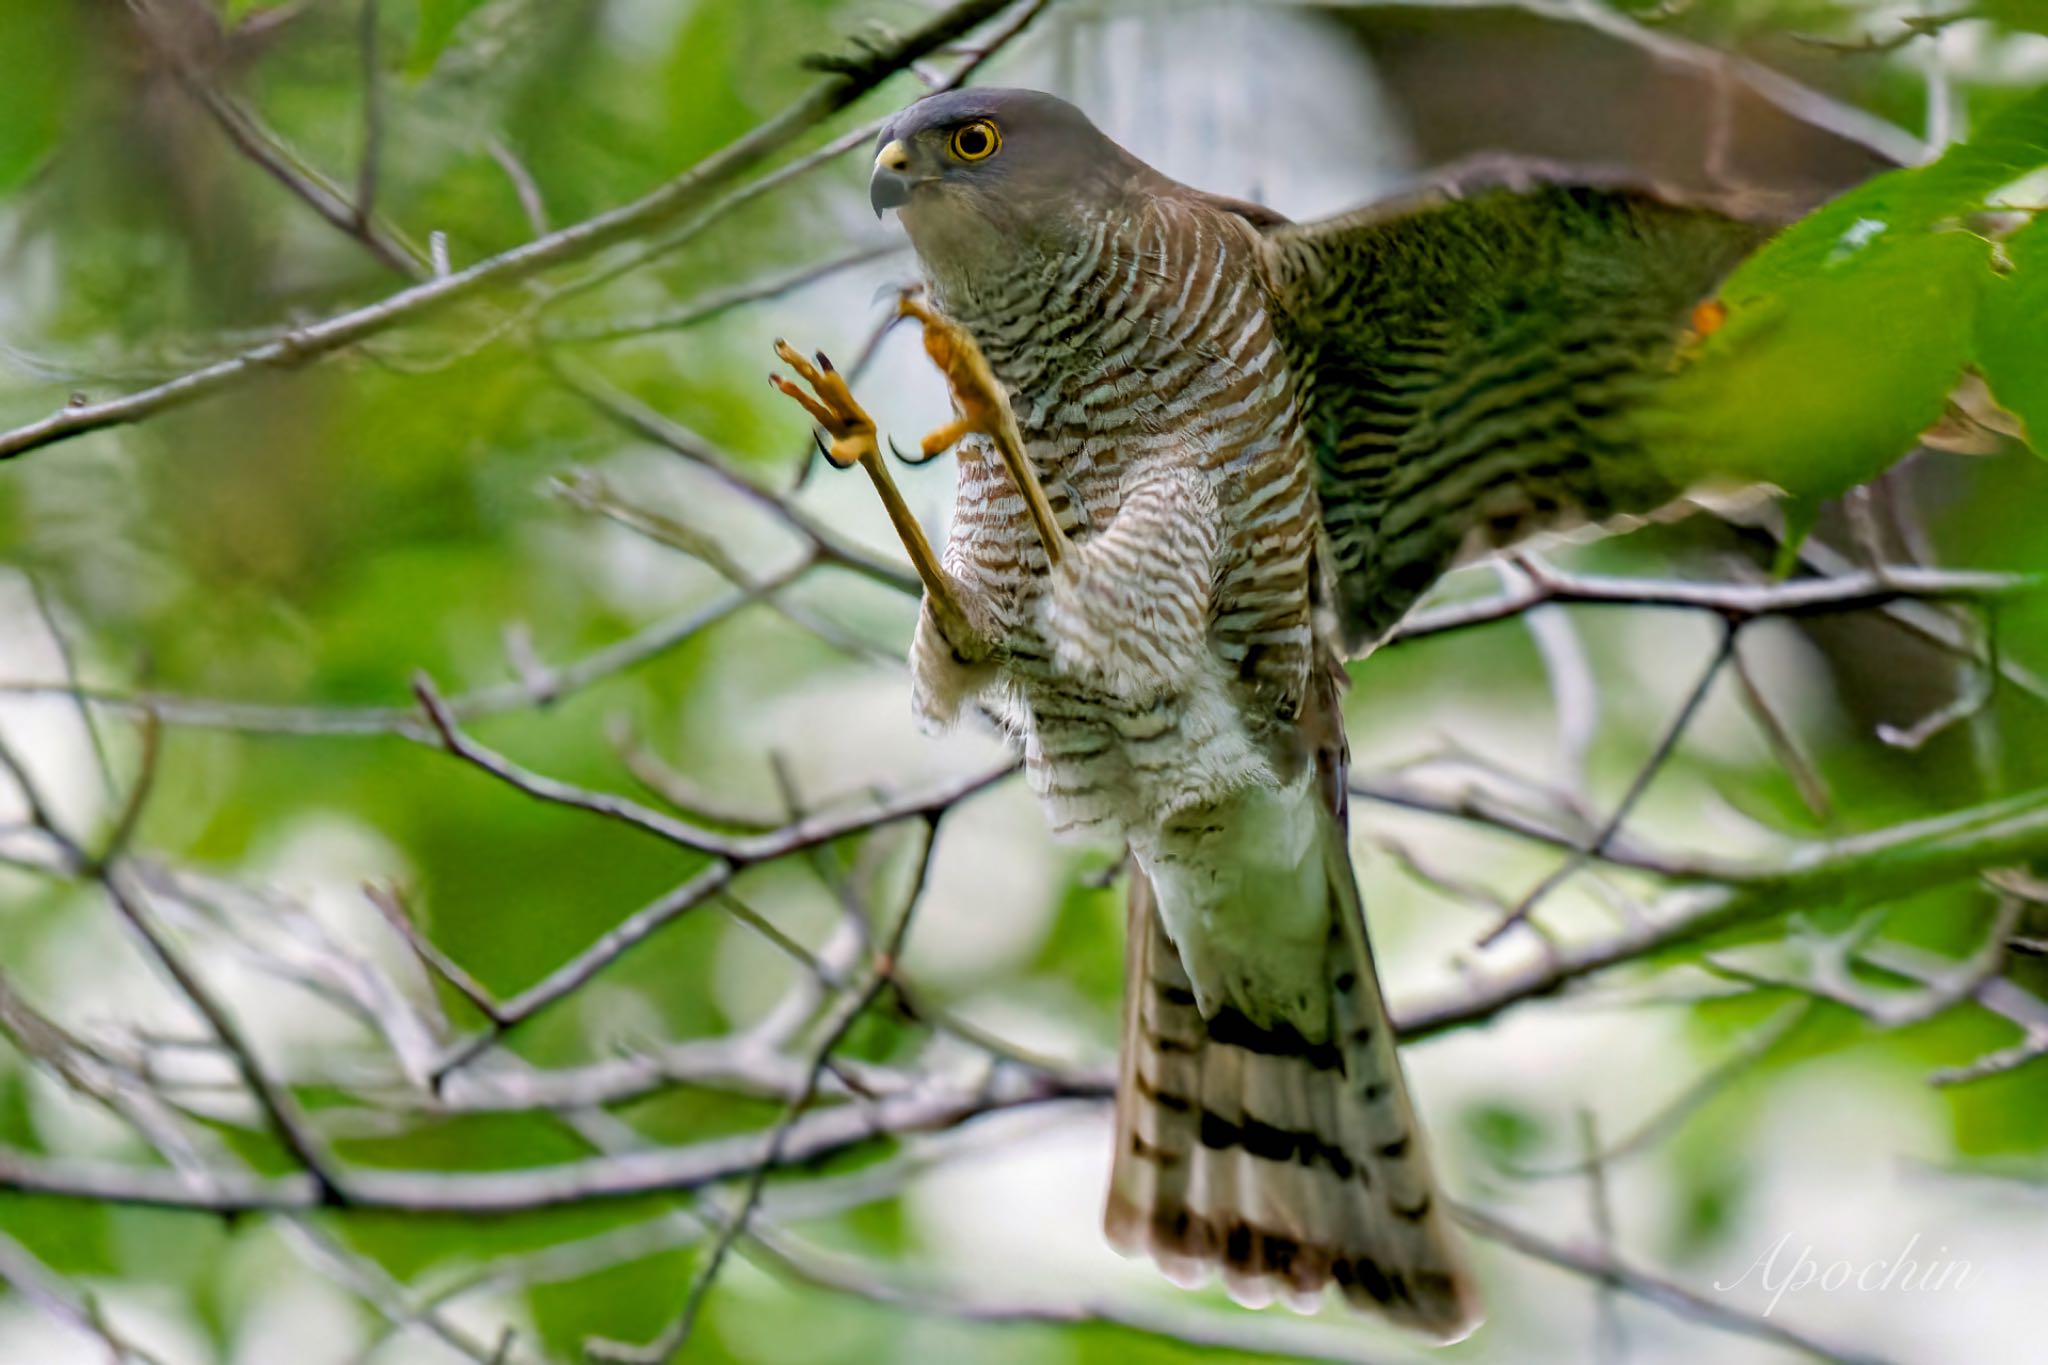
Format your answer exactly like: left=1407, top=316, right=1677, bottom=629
left=870, top=138, right=918, bottom=218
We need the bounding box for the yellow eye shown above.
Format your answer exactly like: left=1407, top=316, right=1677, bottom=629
left=949, top=119, right=1001, bottom=162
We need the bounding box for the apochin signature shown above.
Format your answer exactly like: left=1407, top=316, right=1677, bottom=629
left=1715, top=1233, right=1974, bottom=1316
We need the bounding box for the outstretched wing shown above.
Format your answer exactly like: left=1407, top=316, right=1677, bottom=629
left=1262, top=160, right=1782, bottom=653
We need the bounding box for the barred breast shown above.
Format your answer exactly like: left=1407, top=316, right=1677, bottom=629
left=928, top=194, right=1324, bottom=838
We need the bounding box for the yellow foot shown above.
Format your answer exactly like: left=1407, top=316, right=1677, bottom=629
left=768, top=340, right=878, bottom=470
left=768, top=337, right=990, bottom=662
left=896, top=293, right=1069, bottom=569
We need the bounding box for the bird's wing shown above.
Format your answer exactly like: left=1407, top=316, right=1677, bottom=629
left=1260, top=159, right=1783, bottom=653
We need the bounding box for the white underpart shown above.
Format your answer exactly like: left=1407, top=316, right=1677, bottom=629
left=1136, top=770, right=1331, bottom=1037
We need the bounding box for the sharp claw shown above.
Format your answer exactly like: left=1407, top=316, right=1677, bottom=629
left=816, top=351, right=835, bottom=372
left=888, top=435, right=920, bottom=465
left=811, top=429, right=834, bottom=462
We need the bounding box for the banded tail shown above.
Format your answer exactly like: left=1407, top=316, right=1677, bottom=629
left=1103, top=674, right=1481, bottom=1338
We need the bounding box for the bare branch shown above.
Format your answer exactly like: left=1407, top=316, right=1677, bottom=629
left=1387, top=562, right=2038, bottom=648
left=1455, top=1204, right=1898, bottom=1365
left=0, top=569, right=811, bottom=739
left=0, top=1066, right=1099, bottom=1215
left=1790, top=8, right=1979, bottom=57
left=98, top=866, right=346, bottom=1203
left=124, top=0, right=425, bottom=278
left=428, top=760, right=1016, bottom=1081
left=547, top=242, right=908, bottom=345
left=1480, top=622, right=1737, bottom=946
left=363, top=880, right=504, bottom=1027
left=589, top=818, right=943, bottom=1363
left=0, top=0, right=1032, bottom=462
left=1398, top=783, right=2048, bottom=1041
left=1300, top=0, right=1926, bottom=165
left=0, top=1228, right=173, bottom=1365
left=1731, top=637, right=1833, bottom=823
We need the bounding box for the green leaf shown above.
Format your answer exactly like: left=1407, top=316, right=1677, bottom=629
left=1647, top=227, right=1991, bottom=501
left=0, top=4, right=80, bottom=194
left=409, top=0, right=494, bottom=75
left=1641, top=84, right=2048, bottom=500
left=1978, top=214, right=2048, bottom=456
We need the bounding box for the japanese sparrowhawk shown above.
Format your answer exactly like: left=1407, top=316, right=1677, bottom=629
left=772, top=86, right=1767, bottom=1339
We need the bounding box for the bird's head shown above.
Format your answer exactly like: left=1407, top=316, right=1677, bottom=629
left=870, top=88, right=1155, bottom=274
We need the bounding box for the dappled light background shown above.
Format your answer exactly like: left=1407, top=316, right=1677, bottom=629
left=1, top=2, right=2046, bottom=1363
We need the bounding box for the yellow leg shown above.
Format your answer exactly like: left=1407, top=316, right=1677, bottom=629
left=897, top=295, right=1069, bottom=571
left=769, top=340, right=987, bottom=658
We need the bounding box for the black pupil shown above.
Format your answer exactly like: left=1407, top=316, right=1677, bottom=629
left=958, top=126, right=989, bottom=156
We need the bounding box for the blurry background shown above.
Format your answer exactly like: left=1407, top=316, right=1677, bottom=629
left=1, top=1, right=2046, bottom=1362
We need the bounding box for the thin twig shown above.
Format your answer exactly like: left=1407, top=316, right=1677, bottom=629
left=1455, top=1204, right=1897, bottom=1365
left=1480, top=622, right=1738, bottom=946
left=427, top=760, right=1016, bottom=1082
left=0, top=0, right=1028, bottom=462
left=0, top=1229, right=173, bottom=1365
left=125, top=0, right=424, bottom=278
left=98, top=866, right=346, bottom=1204
left=588, top=816, right=942, bottom=1363
left=1789, top=7, right=1978, bottom=57
left=363, top=880, right=504, bottom=1026
left=547, top=242, right=907, bottom=345
left=1506, top=1002, right=1812, bottom=1178
left=1730, top=636, right=1833, bottom=823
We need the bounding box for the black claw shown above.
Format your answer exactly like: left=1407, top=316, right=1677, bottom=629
left=816, top=351, right=834, bottom=372
left=811, top=429, right=834, bottom=462
left=889, top=435, right=937, bottom=467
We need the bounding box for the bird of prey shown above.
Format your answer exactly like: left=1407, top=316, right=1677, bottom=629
left=771, top=87, right=1767, bottom=1338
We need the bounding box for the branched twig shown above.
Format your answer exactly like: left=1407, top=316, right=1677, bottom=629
left=1703, top=897, right=2021, bottom=1031
left=124, top=0, right=425, bottom=278
left=587, top=816, right=943, bottom=1363
left=1387, top=562, right=2038, bottom=647
left=0, top=1065, right=1099, bottom=1215
left=0, top=0, right=1028, bottom=462
left=1479, top=621, right=1738, bottom=946
left=1398, top=783, right=2048, bottom=1041
left=0, top=575, right=810, bottom=738
left=426, top=760, right=1016, bottom=1082
left=546, top=243, right=907, bottom=345
left=1790, top=8, right=1978, bottom=57
left=544, top=352, right=919, bottom=595
left=0, top=1228, right=173, bottom=1365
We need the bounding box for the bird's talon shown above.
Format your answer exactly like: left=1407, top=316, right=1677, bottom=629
left=890, top=434, right=939, bottom=467
left=769, top=340, right=877, bottom=464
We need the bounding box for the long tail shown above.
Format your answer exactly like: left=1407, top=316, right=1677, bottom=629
left=1104, top=851, right=1481, bottom=1337
left=1103, top=673, right=1481, bottom=1338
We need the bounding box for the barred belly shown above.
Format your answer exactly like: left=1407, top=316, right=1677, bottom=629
left=926, top=196, right=1325, bottom=840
